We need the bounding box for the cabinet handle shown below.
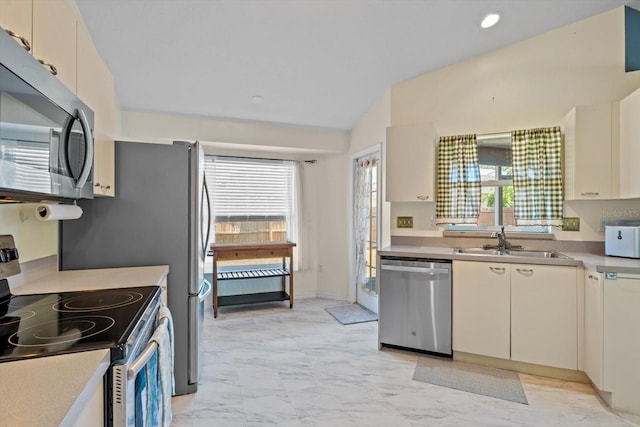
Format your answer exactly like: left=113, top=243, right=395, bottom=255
left=516, top=268, right=534, bottom=274
left=37, top=59, right=58, bottom=75
left=104, top=185, right=111, bottom=190
left=416, top=195, right=430, bottom=200
left=94, top=183, right=101, bottom=187
left=580, top=192, right=599, bottom=196
left=588, top=274, right=599, bottom=281
left=4, top=29, right=31, bottom=51
left=489, top=267, right=506, bottom=273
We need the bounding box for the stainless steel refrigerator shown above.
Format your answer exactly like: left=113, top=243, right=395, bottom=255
left=59, top=140, right=212, bottom=395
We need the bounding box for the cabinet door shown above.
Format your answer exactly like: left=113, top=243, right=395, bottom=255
left=603, top=275, right=640, bottom=413
left=511, top=264, right=577, bottom=370
left=32, top=0, right=77, bottom=92
left=620, top=88, right=640, bottom=198
left=584, top=270, right=604, bottom=390
left=0, top=0, right=33, bottom=52
left=77, top=26, right=116, bottom=197
left=452, top=261, right=510, bottom=359
left=385, top=123, right=435, bottom=202
left=562, top=103, right=616, bottom=200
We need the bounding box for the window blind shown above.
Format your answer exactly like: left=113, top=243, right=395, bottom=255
left=204, top=156, right=295, bottom=220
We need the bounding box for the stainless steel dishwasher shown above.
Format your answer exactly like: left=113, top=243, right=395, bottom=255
left=378, top=256, right=452, bottom=356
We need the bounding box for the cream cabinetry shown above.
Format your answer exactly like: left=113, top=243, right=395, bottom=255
left=511, top=264, right=577, bottom=370
left=584, top=270, right=604, bottom=390
left=71, top=376, right=104, bottom=427
left=385, top=123, right=435, bottom=202
left=453, top=261, right=577, bottom=370
left=0, top=0, right=33, bottom=52
left=1, top=0, right=78, bottom=92
left=562, top=103, right=618, bottom=200
left=452, top=260, right=510, bottom=359
left=32, top=0, right=77, bottom=92
left=603, top=272, right=640, bottom=414
left=77, top=25, right=116, bottom=196
left=619, top=87, right=640, bottom=199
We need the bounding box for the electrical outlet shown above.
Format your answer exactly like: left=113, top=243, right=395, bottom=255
left=397, top=216, right=413, bottom=228
left=563, top=217, right=580, bottom=231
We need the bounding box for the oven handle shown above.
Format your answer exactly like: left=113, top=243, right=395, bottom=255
left=127, top=316, right=169, bottom=380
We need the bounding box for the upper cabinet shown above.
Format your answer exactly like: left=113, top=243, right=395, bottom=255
left=77, top=25, right=116, bottom=197
left=562, top=103, right=618, bottom=200
left=32, top=0, right=77, bottom=92
left=0, top=0, right=33, bottom=52
left=385, top=123, right=435, bottom=202
left=1, top=0, right=77, bottom=92
left=619, top=87, right=640, bottom=199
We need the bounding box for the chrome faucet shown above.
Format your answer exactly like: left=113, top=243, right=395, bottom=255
left=487, top=227, right=521, bottom=251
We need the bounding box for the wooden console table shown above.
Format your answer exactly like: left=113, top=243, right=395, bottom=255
left=211, top=241, right=296, bottom=318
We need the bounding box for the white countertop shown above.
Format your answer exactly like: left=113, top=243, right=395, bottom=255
left=0, top=350, right=110, bottom=427
left=379, top=245, right=640, bottom=274
left=2, top=265, right=170, bottom=426
left=11, top=265, right=169, bottom=294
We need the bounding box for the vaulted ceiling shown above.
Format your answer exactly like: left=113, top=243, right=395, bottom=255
left=76, top=0, right=639, bottom=131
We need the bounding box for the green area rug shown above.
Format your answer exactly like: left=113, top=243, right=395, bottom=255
left=413, top=355, right=528, bottom=405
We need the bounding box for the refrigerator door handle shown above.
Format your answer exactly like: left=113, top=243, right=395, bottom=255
left=201, top=176, right=212, bottom=260
left=199, top=279, right=212, bottom=302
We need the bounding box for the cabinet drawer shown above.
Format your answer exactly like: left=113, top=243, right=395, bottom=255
left=216, top=250, right=257, bottom=260
left=256, top=248, right=289, bottom=258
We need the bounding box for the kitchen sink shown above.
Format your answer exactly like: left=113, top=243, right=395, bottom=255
left=455, top=247, right=504, bottom=256
left=504, top=249, right=572, bottom=259
left=455, top=248, right=572, bottom=259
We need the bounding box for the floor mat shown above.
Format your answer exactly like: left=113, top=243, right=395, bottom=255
left=412, top=355, right=528, bottom=405
left=325, top=303, right=378, bottom=325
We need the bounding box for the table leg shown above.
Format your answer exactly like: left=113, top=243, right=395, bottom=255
left=289, top=252, right=294, bottom=309
left=213, top=258, right=219, bottom=318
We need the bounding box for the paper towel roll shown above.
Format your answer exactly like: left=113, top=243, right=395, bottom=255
left=35, top=204, right=83, bottom=221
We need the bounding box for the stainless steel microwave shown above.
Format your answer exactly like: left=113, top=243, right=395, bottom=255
left=0, top=27, right=94, bottom=201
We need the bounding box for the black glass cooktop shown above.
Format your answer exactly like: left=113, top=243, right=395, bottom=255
left=0, top=283, right=159, bottom=363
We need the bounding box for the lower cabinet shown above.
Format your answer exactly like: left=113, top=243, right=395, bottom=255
left=453, top=261, right=578, bottom=370
left=511, top=264, right=577, bottom=370
left=452, top=260, right=510, bottom=359
left=584, top=270, right=605, bottom=390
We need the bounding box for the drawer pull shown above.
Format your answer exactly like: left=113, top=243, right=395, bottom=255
left=580, top=192, right=599, bottom=196
left=516, top=268, right=534, bottom=274
left=4, top=29, right=31, bottom=51
left=489, top=267, right=506, bottom=273
left=416, top=195, right=430, bottom=200
left=37, top=59, right=58, bottom=75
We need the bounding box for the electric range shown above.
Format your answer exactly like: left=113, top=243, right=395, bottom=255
left=0, top=279, right=160, bottom=363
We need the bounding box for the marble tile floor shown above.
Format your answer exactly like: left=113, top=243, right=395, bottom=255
left=171, top=298, right=638, bottom=427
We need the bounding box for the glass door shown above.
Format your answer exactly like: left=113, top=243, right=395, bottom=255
left=354, top=150, right=380, bottom=313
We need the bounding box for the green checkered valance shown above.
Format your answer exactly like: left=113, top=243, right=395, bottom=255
left=512, top=127, right=563, bottom=226
left=436, top=134, right=481, bottom=224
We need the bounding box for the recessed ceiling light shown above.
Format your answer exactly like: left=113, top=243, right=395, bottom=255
left=481, top=12, right=501, bottom=29
left=251, top=95, right=264, bottom=104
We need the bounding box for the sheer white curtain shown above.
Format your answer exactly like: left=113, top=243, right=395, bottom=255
left=287, top=161, right=306, bottom=271
left=353, top=155, right=376, bottom=291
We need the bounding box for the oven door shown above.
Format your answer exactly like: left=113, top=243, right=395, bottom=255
left=111, top=315, right=169, bottom=427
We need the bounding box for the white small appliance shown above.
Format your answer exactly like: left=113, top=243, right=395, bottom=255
left=605, top=221, right=640, bottom=259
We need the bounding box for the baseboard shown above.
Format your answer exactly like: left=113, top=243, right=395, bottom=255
left=454, top=351, right=590, bottom=383
left=315, top=293, right=348, bottom=301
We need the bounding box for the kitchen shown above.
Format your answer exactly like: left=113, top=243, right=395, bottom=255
left=2, top=0, right=640, bottom=426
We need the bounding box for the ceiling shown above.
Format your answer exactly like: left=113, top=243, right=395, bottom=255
left=76, top=0, right=638, bottom=131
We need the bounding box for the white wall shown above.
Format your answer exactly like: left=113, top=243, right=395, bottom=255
left=120, top=111, right=349, bottom=154
left=391, top=8, right=640, bottom=134
left=0, top=204, right=57, bottom=262
left=388, top=7, right=640, bottom=241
